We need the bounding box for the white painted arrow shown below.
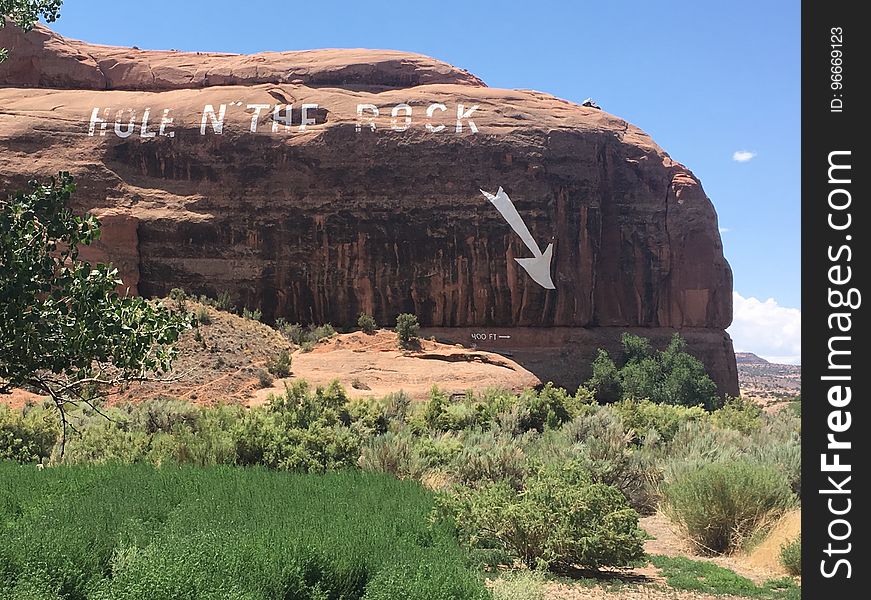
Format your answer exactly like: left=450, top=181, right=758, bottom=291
left=480, top=187, right=556, bottom=290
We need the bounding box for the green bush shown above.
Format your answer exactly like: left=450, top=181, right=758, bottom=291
left=395, top=313, right=420, bottom=349
left=347, top=398, right=388, bottom=435
left=613, top=398, right=708, bottom=443
left=437, top=461, right=645, bottom=570
left=662, top=460, right=795, bottom=554
left=308, top=323, right=336, bottom=342
left=0, top=404, right=58, bottom=463
left=780, top=535, right=800, bottom=576
left=712, top=396, right=763, bottom=434
left=357, top=313, right=378, bottom=334
left=423, top=387, right=473, bottom=431
left=266, top=349, right=292, bottom=378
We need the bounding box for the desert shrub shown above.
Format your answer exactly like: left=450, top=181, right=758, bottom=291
left=256, top=368, right=273, bottom=388
left=308, top=323, right=336, bottom=342
left=780, top=535, right=801, bottom=576
left=492, top=402, right=532, bottom=437
left=241, top=307, right=261, bottom=321
left=169, top=287, right=187, bottom=312
left=395, top=313, right=420, bottom=348
left=62, top=422, right=158, bottom=464
left=358, top=431, right=418, bottom=479
left=266, top=349, right=292, bottom=378
left=557, top=409, right=660, bottom=513
left=423, top=387, right=475, bottom=431
left=659, top=420, right=750, bottom=483
left=613, top=398, right=708, bottom=443
left=357, top=313, right=378, bottom=333
left=277, top=321, right=304, bottom=344
left=128, top=397, right=202, bottom=434
left=490, top=570, right=546, bottom=600
left=449, top=431, right=528, bottom=489
left=231, top=409, right=360, bottom=473
left=0, top=404, right=58, bottom=463
left=517, top=383, right=574, bottom=431
left=750, top=435, right=801, bottom=497
left=347, top=398, right=388, bottom=435
left=382, top=391, right=411, bottom=424
left=415, top=434, right=464, bottom=471
left=662, top=460, right=795, bottom=554
left=278, top=322, right=337, bottom=347
left=164, top=407, right=238, bottom=467
left=228, top=380, right=362, bottom=472
left=268, top=380, right=347, bottom=425
left=711, top=396, right=763, bottom=434
left=213, top=290, right=235, bottom=311
left=437, top=461, right=645, bottom=570
left=195, top=304, right=211, bottom=324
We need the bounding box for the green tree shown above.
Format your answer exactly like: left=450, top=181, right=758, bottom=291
left=587, top=333, right=720, bottom=409
left=0, top=173, right=189, bottom=451
left=357, top=312, right=377, bottom=334
left=395, top=313, right=420, bottom=349
left=586, top=349, right=622, bottom=403
left=658, top=334, right=720, bottom=410
left=0, top=0, right=63, bottom=62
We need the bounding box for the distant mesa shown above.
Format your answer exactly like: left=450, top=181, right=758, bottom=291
left=735, top=352, right=771, bottom=365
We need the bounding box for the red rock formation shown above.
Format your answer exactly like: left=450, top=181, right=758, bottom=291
left=0, top=22, right=738, bottom=396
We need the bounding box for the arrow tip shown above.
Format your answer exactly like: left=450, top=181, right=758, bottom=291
left=514, top=243, right=556, bottom=289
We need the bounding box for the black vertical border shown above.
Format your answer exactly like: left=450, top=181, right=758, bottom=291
left=802, top=1, right=867, bottom=597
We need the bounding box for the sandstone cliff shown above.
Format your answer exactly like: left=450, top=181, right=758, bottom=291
left=0, top=22, right=738, bottom=396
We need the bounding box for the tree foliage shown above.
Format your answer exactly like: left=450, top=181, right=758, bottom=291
left=586, top=333, right=721, bottom=410
left=0, top=0, right=63, bottom=61
left=0, top=173, right=189, bottom=450
left=395, top=313, right=420, bottom=349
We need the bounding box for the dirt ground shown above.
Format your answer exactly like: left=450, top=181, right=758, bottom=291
left=249, top=329, right=540, bottom=406
left=535, top=511, right=800, bottom=599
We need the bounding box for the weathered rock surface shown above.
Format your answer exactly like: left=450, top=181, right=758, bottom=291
left=0, top=23, right=738, bottom=395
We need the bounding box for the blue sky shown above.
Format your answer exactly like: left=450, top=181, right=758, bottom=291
left=48, top=0, right=801, bottom=361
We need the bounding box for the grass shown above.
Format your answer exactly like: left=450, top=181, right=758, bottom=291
left=0, top=462, right=487, bottom=600
left=650, top=555, right=800, bottom=599
left=779, top=535, right=800, bottom=576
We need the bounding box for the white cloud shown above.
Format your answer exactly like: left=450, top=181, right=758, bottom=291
left=732, top=150, right=756, bottom=162
left=719, top=227, right=731, bottom=234
left=728, top=292, right=801, bottom=364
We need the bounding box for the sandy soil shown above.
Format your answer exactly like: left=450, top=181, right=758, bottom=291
left=249, top=329, right=541, bottom=405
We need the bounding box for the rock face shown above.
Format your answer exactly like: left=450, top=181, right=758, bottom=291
left=0, top=23, right=738, bottom=396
